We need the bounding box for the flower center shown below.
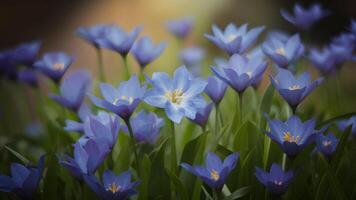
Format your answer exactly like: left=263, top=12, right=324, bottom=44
left=288, top=85, right=302, bottom=90
left=114, top=96, right=133, bottom=105
left=165, top=89, right=184, bottom=104
left=210, top=169, right=220, bottom=181
left=246, top=71, right=252, bottom=78
left=322, top=140, right=332, bottom=147
left=52, top=63, right=65, bottom=71
left=273, top=180, right=283, bottom=186
left=106, top=182, right=121, bottom=194
left=226, top=34, right=238, bottom=43
left=283, top=131, right=300, bottom=144
left=275, top=47, right=286, bottom=56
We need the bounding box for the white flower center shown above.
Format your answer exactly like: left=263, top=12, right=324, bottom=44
left=165, top=89, right=184, bottom=104
left=106, top=182, right=121, bottom=194
left=210, top=169, right=220, bottom=181
left=275, top=47, right=286, bottom=56
left=52, top=63, right=65, bottom=71
left=114, top=96, right=133, bottom=105
left=288, top=85, right=302, bottom=90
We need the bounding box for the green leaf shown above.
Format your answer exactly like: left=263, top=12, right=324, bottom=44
left=138, top=154, right=151, bottom=200
left=4, top=145, right=30, bottom=165
left=331, top=126, right=352, bottom=171
left=258, top=83, right=274, bottom=129
left=233, top=121, right=261, bottom=152
left=43, top=153, right=60, bottom=200
left=224, top=186, right=253, bottom=200
left=166, top=168, right=189, bottom=200
left=113, top=133, right=131, bottom=173
left=318, top=112, right=356, bottom=127
left=202, top=186, right=214, bottom=200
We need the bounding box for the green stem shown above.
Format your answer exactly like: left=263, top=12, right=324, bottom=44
left=96, top=48, right=105, bottom=82
left=170, top=120, right=177, bottom=174
left=238, top=92, right=243, bottom=126
left=124, top=119, right=140, bottom=176
left=122, top=54, right=131, bottom=80
left=215, top=104, right=220, bottom=135
left=212, top=189, right=219, bottom=200
left=282, top=153, right=287, bottom=170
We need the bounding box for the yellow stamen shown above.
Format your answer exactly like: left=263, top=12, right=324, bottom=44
left=165, top=89, right=184, bottom=104
left=283, top=131, right=300, bottom=144
left=52, top=63, right=65, bottom=71
left=210, top=169, right=220, bottom=181
left=288, top=85, right=301, bottom=90
left=322, top=140, right=332, bottom=147
left=107, top=182, right=121, bottom=194
left=275, top=47, right=286, bottom=56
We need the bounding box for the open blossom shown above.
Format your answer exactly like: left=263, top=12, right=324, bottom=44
left=181, top=152, right=239, bottom=189
left=49, top=70, right=92, bottom=112
left=204, top=76, right=227, bottom=105
left=262, top=34, right=304, bottom=68
left=255, top=163, right=294, bottom=195
left=132, top=36, right=166, bottom=68
left=10, top=41, right=41, bottom=67
left=166, top=17, right=194, bottom=39
left=270, top=69, right=323, bottom=109
left=265, top=115, right=325, bottom=157
left=205, top=23, right=264, bottom=55
left=144, top=66, right=207, bottom=123
left=34, top=52, right=74, bottom=82
left=83, top=170, right=140, bottom=200
left=281, top=3, right=330, bottom=31
left=91, top=75, right=146, bottom=120
left=0, top=156, right=45, bottom=199
left=315, top=133, right=339, bottom=158
left=211, top=54, right=267, bottom=93
left=77, top=24, right=114, bottom=48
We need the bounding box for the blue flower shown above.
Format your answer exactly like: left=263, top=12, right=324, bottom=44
left=0, top=50, right=18, bottom=80
left=247, top=47, right=267, bottom=87
left=0, top=156, right=45, bottom=199
left=265, top=115, right=325, bottom=157
left=59, top=138, right=110, bottom=179
left=91, top=75, right=146, bottom=120
left=83, top=170, right=140, bottom=200
left=181, top=152, right=239, bottom=189
left=211, top=54, right=267, bottom=93
left=205, top=23, right=265, bottom=55
left=17, top=69, right=39, bottom=87
left=338, top=116, right=356, bottom=138
left=189, top=103, right=213, bottom=130
left=132, top=36, right=166, bottom=68
left=166, top=17, right=194, bottom=39
left=349, top=19, right=356, bottom=34
left=77, top=24, right=114, bottom=48
left=315, top=132, right=339, bottom=158
left=179, top=46, right=205, bottom=67
left=104, top=25, right=142, bottom=56
left=122, top=110, right=164, bottom=144
left=281, top=3, right=330, bottom=31
left=262, top=34, right=304, bottom=68
left=204, top=76, right=227, bottom=105
left=144, top=66, right=207, bottom=123
left=10, top=41, right=41, bottom=67
left=270, top=69, right=323, bottom=109
left=34, top=52, right=74, bottom=82
left=49, top=70, right=92, bottom=112
left=255, top=163, right=294, bottom=195
left=309, top=47, right=340, bottom=75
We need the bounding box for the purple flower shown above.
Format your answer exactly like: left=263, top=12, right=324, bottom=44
left=59, top=138, right=110, bottom=179
left=144, top=66, right=207, bottom=123
left=265, top=115, right=324, bottom=157
left=262, top=34, right=304, bottom=68
left=179, top=46, right=205, bottom=67
left=0, top=156, right=45, bottom=199
left=10, top=41, right=41, bottom=67
left=104, top=25, right=142, bottom=56
left=83, top=170, right=140, bottom=200
left=91, top=75, right=146, bottom=120
left=338, top=116, right=356, bottom=137
left=34, top=52, right=74, bottom=82
left=204, top=76, right=227, bottom=105
left=270, top=69, right=323, bottom=109
left=349, top=19, right=356, bottom=34
left=247, top=47, right=266, bottom=87
left=166, top=17, right=194, bottom=39
left=122, top=110, right=164, bottom=144
left=181, top=152, right=239, bottom=189
left=315, top=132, right=339, bottom=158
left=189, top=103, right=213, bottom=130
left=281, top=3, right=330, bottom=31
left=205, top=23, right=265, bottom=55
left=211, top=54, right=267, bottom=93
left=0, top=50, right=17, bottom=80
left=132, top=36, right=166, bottom=68
left=309, top=47, right=339, bottom=75
left=255, top=163, right=294, bottom=195
left=17, top=69, right=39, bottom=87
left=77, top=24, right=113, bottom=48
left=49, top=70, right=92, bottom=112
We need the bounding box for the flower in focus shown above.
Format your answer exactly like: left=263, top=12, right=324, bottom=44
left=262, top=34, right=304, bottom=68
left=49, top=70, right=92, bottom=112
left=10, top=41, right=41, bottom=67
left=34, top=52, right=74, bottom=82
left=270, top=69, right=323, bottom=109
left=17, top=69, right=38, bottom=87
left=265, top=115, right=324, bottom=157
left=0, top=156, right=45, bottom=199
left=144, top=66, right=207, bottom=123
left=281, top=3, right=330, bottom=31
left=132, top=36, right=166, bottom=69
left=315, top=132, right=339, bottom=158
left=83, top=170, right=140, bottom=200
left=204, top=76, right=227, bottom=105
left=166, top=17, right=194, bottom=39
left=211, top=54, right=267, bottom=93
left=60, top=138, right=110, bottom=179
left=91, top=75, right=146, bottom=120
left=122, top=110, right=164, bottom=144
left=255, top=163, right=294, bottom=195
left=338, top=116, right=356, bottom=138
left=179, top=46, right=205, bottom=67
left=181, top=152, right=239, bottom=189
left=77, top=24, right=113, bottom=48
left=205, top=23, right=265, bottom=55
left=189, top=103, right=213, bottom=130
left=104, top=25, right=142, bottom=57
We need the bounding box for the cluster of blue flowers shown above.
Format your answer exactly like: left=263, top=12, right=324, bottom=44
left=1, top=2, right=356, bottom=200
